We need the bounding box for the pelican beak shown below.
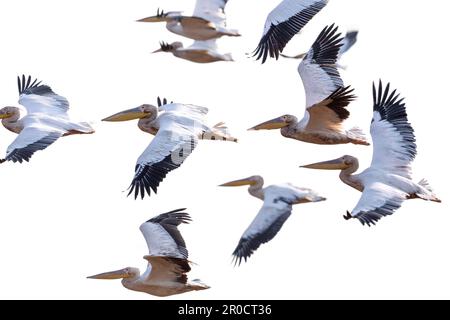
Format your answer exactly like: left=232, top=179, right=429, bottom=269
left=87, top=268, right=128, bottom=280
left=301, top=158, right=347, bottom=170
left=102, top=107, right=149, bottom=122
left=220, top=177, right=254, bottom=187
left=152, top=48, right=164, bottom=54
left=0, top=110, right=9, bottom=119
left=248, top=116, right=288, bottom=131
left=137, top=16, right=165, bottom=23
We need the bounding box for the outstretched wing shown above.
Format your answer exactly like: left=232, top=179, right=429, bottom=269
left=338, top=30, right=358, bottom=59
left=140, top=209, right=192, bottom=259
left=128, top=128, right=198, bottom=199
left=349, top=182, right=407, bottom=226
left=3, top=126, right=62, bottom=163
left=253, top=0, right=329, bottom=63
left=18, top=75, right=69, bottom=114
left=193, top=0, right=229, bottom=27
left=370, top=81, right=416, bottom=179
left=298, top=24, right=344, bottom=108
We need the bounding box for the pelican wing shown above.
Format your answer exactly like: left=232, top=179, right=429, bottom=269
left=3, top=126, right=62, bottom=163
left=350, top=182, right=407, bottom=226
left=298, top=24, right=344, bottom=108
left=18, top=75, right=69, bottom=114
left=253, top=0, right=329, bottom=63
left=232, top=185, right=311, bottom=265
left=185, top=39, right=218, bottom=52
left=338, top=30, right=358, bottom=59
left=193, top=0, right=228, bottom=27
left=128, top=128, right=197, bottom=199
left=304, top=86, right=356, bottom=132
left=143, top=256, right=191, bottom=285
left=140, top=209, right=191, bottom=259
left=370, top=81, right=416, bottom=179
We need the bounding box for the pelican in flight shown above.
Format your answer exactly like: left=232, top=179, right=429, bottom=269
left=220, top=175, right=325, bottom=265
left=88, top=209, right=209, bottom=297
left=302, top=81, right=441, bottom=226
left=253, top=0, right=329, bottom=63
left=249, top=25, right=369, bottom=146
left=281, top=30, right=359, bottom=64
left=103, top=99, right=237, bottom=199
left=0, top=75, right=94, bottom=164
left=153, top=40, right=233, bottom=64
left=137, top=1, right=240, bottom=41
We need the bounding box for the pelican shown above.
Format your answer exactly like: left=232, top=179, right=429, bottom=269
left=301, top=81, right=441, bottom=226
left=103, top=99, right=237, bottom=199
left=152, top=40, right=233, bottom=64
left=0, top=75, right=94, bottom=164
left=249, top=25, right=369, bottom=146
left=281, top=30, right=359, bottom=64
left=253, top=0, right=329, bottom=63
left=220, top=175, right=326, bottom=265
left=88, top=209, right=209, bottom=297
left=137, top=1, right=240, bottom=41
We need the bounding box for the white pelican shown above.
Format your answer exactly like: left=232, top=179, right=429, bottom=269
left=281, top=30, right=359, bottom=64
left=249, top=25, right=369, bottom=146
left=220, top=175, right=326, bottom=265
left=137, top=1, right=240, bottom=41
left=152, top=40, right=233, bottom=64
left=253, top=0, right=329, bottom=63
left=88, top=209, right=209, bottom=297
left=301, top=81, right=441, bottom=226
left=103, top=100, right=237, bottom=199
left=0, top=75, right=94, bottom=164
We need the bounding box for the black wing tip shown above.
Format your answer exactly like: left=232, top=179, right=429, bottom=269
left=156, top=96, right=172, bottom=107
left=17, top=74, right=44, bottom=95
left=373, top=80, right=407, bottom=116
left=254, top=1, right=329, bottom=64
left=147, top=209, right=192, bottom=225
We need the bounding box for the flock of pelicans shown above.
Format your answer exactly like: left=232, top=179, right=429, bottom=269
left=1, top=0, right=442, bottom=297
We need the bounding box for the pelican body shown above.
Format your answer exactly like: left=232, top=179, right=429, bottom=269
left=103, top=98, right=237, bottom=199
left=153, top=41, right=233, bottom=64
left=88, top=209, right=209, bottom=297
left=249, top=25, right=369, bottom=146
left=138, top=1, right=240, bottom=41
left=302, top=81, right=441, bottom=226
left=220, top=175, right=325, bottom=264
left=0, top=75, right=94, bottom=163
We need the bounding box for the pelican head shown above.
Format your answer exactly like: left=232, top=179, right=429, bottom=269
left=153, top=41, right=183, bottom=54
left=102, top=104, right=157, bottom=122
left=87, top=267, right=140, bottom=280
left=0, top=106, right=20, bottom=119
left=301, top=155, right=358, bottom=170
left=248, top=114, right=297, bottom=131
left=220, top=175, right=262, bottom=187
left=137, top=8, right=172, bottom=23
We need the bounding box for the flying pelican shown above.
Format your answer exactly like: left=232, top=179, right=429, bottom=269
left=301, top=81, right=441, bottom=226
left=253, top=0, right=329, bottom=63
left=0, top=75, right=94, bottom=164
left=152, top=40, right=233, bottom=63
left=281, top=30, right=359, bottom=64
left=88, top=208, right=209, bottom=297
left=137, top=1, right=240, bottom=41
left=102, top=100, right=237, bottom=199
left=249, top=25, right=369, bottom=146
left=220, top=175, right=326, bottom=265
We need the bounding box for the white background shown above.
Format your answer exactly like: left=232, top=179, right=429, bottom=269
left=0, top=0, right=448, bottom=299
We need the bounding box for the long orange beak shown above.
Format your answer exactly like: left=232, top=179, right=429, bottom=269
left=102, top=107, right=149, bottom=122
left=248, top=116, right=288, bottom=131
left=301, top=158, right=348, bottom=170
